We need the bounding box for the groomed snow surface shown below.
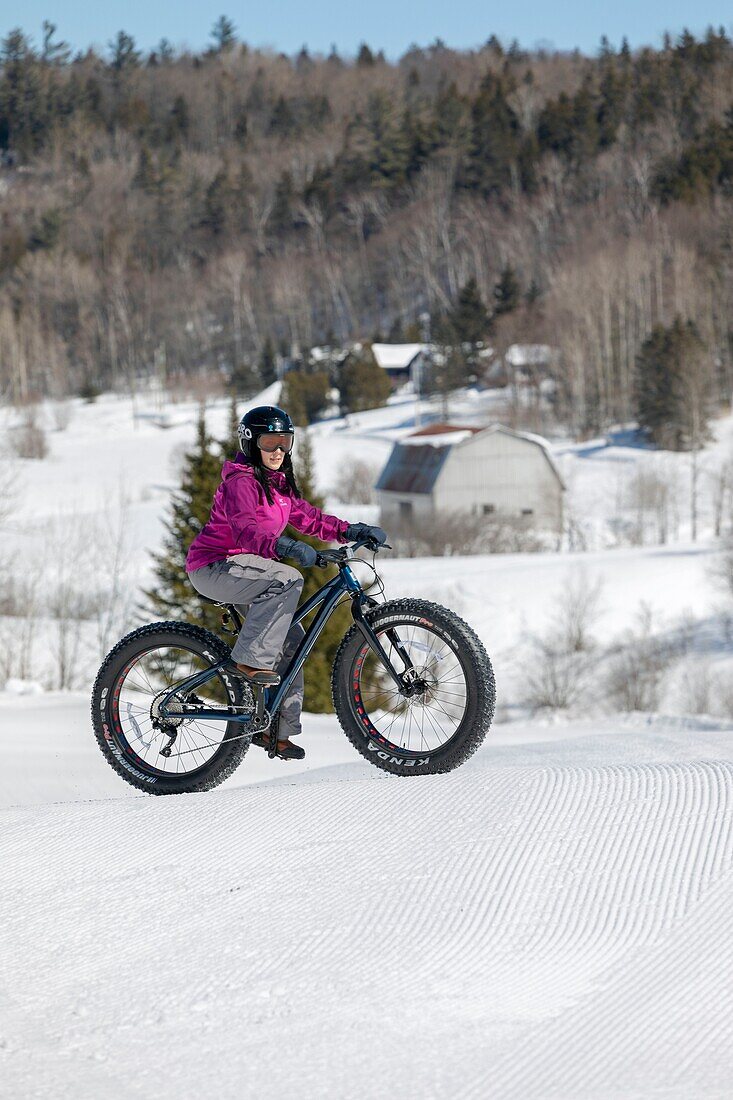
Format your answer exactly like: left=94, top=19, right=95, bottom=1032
left=2, top=705, right=733, bottom=1098
left=2, top=387, right=733, bottom=1096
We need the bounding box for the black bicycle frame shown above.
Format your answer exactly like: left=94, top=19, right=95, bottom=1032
left=158, top=559, right=414, bottom=726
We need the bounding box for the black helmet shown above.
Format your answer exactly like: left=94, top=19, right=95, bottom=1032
left=238, top=405, right=294, bottom=461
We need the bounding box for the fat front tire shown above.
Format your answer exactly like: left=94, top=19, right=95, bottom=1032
left=332, top=599, right=495, bottom=775
left=91, top=621, right=250, bottom=795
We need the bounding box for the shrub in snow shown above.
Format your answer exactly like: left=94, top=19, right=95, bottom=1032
left=3, top=677, right=43, bottom=695
left=675, top=659, right=714, bottom=717
left=9, top=406, right=48, bottom=460
left=710, top=539, right=733, bottom=600
left=523, top=570, right=604, bottom=711
left=331, top=459, right=379, bottom=505
left=604, top=604, right=674, bottom=712
left=78, top=380, right=101, bottom=402
left=51, top=400, right=74, bottom=431
left=388, top=513, right=546, bottom=557
left=525, top=643, right=595, bottom=711
left=625, top=467, right=678, bottom=546
left=0, top=462, right=15, bottom=525
left=714, top=670, right=733, bottom=720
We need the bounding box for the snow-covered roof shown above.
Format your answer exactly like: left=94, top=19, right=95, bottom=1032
left=309, top=346, right=349, bottom=364
left=372, top=343, right=425, bottom=371
left=402, top=423, right=482, bottom=448
left=505, top=344, right=555, bottom=367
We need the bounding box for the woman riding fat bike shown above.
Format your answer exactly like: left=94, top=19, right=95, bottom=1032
left=91, top=406, right=496, bottom=795
left=184, top=404, right=386, bottom=761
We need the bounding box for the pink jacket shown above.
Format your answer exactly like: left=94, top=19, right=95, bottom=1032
left=186, top=454, right=349, bottom=571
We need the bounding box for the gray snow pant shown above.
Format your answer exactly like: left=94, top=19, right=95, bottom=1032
left=186, top=555, right=305, bottom=739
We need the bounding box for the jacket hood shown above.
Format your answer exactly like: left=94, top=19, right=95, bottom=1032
left=222, top=453, right=285, bottom=485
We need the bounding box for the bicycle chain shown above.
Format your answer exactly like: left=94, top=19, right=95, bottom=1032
left=167, top=709, right=271, bottom=758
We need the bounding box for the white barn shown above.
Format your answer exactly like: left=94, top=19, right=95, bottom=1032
left=376, top=423, right=565, bottom=533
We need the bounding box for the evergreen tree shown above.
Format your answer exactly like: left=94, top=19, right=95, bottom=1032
left=168, top=94, right=190, bottom=141
left=401, top=106, right=433, bottom=180
left=493, top=265, right=522, bottom=316
left=28, top=208, right=62, bottom=251
left=357, top=43, right=375, bottom=67
left=109, top=31, right=140, bottom=71
left=460, top=72, right=523, bottom=195
left=432, top=80, right=469, bottom=148
left=270, top=170, right=295, bottom=234
left=636, top=317, right=714, bottom=449
left=651, top=117, right=733, bottom=203
left=144, top=406, right=225, bottom=634
left=133, top=145, right=156, bottom=190
left=368, top=91, right=409, bottom=188
left=157, top=38, right=175, bottom=63
left=269, top=95, right=298, bottom=138
left=259, top=337, right=277, bottom=387
left=211, top=16, right=237, bottom=53
left=597, top=63, right=629, bottom=148
left=0, top=29, right=45, bottom=155
left=221, top=393, right=240, bottom=457
left=41, top=21, right=70, bottom=66
left=282, top=370, right=330, bottom=425
left=339, top=346, right=392, bottom=414
left=450, top=276, right=492, bottom=345
left=284, top=429, right=350, bottom=712
left=202, top=167, right=233, bottom=234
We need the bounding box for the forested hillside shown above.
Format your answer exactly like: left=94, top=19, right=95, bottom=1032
left=2, top=21, right=733, bottom=434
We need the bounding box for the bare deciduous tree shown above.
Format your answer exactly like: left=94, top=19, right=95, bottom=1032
left=605, top=603, right=674, bottom=712
left=330, top=459, right=379, bottom=505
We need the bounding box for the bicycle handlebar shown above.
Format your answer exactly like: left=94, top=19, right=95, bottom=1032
left=315, top=536, right=391, bottom=569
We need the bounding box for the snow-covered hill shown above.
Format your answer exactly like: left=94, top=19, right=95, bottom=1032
left=2, top=386, right=733, bottom=1095
left=2, top=704, right=733, bottom=1098
left=2, top=385, right=732, bottom=696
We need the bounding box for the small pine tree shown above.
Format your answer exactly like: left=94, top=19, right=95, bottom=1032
left=109, top=30, right=140, bottom=71
left=143, top=406, right=225, bottom=636
left=259, top=337, right=277, bottom=387
left=285, top=430, right=351, bottom=712
left=211, top=16, right=237, bottom=53
left=222, top=393, right=240, bottom=458
left=339, top=346, right=392, bottom=414
left=493, top=265, right=522, bottom=316
left=636, top=317, right=713, bottom=450
left=357, top=43, right=375, bottom=66
left=450, top=276, right=492, bottom=345
left=281, top=370, right=330, bottom=425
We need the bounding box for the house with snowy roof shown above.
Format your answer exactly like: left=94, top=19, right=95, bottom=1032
left=370, top=343, right=431, bottom=385
left=375, top=423, right=565, bottom=533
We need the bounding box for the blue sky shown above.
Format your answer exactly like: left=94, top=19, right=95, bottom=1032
left=1, top=0, right=731, bottom=58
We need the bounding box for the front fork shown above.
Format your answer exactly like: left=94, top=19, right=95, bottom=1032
left=351, top=597, right=418, bottom=695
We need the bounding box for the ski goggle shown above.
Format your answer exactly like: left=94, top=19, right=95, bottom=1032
left=257, top=433, right=294, bottom=454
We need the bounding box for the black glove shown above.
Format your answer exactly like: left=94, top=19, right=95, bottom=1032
left=345, top=523, right=387, bottom=546
left=275, top=536, right=318, bottom=568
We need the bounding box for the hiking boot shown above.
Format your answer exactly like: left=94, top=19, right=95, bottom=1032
left=222, top=660, right=281, bottom=686
left=251, top=732, right=305, bottom=760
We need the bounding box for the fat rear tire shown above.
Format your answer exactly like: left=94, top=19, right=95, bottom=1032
left=91, top=621, right=250, bottom=795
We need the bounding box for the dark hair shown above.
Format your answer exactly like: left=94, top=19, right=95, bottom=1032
left=248, top=449, right=301, bottom=504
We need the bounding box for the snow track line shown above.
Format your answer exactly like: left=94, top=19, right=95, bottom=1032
left=2, top=758, right=732, bottom=1098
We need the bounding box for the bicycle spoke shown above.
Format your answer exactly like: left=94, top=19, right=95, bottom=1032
left=355, top=623, right=468, bottom=754
left=113, top=643, right=246, bottom=777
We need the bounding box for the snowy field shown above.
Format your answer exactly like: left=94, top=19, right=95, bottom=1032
left=2, top=386, right=733, bottom=1095
left=2, top=703, right=733, bottom=1098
